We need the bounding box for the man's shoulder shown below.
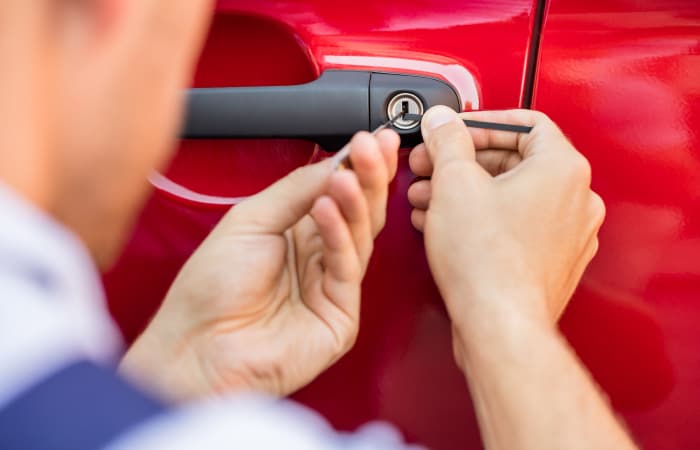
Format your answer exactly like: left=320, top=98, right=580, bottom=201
left=0, top=271, right=117, bottom=407
left=0, top=359, right=166, bottom=450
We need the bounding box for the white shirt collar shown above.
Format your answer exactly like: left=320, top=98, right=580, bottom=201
left=0, top=182, right=123, bottom=362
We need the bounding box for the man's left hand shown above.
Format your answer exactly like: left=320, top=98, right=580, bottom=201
left=121, top=130, right=399, bottom=401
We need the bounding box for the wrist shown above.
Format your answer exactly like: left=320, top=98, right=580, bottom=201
left=452, top=310, right=559, bottom=378
left=444, top=287, right=555, bottom=367
left=120, top=323, right=202, bottom=402
left=120, top=320, right=258, bottom=402
left=446, top=283, right=549, bottom=334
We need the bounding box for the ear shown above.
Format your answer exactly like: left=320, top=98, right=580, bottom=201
left=65, top=0, right=215, bottom=87
left=49, top=0, right=129, bottom=65
left=131, top=1, right=215, bottom=81
left=92, top=0, right=127, bottom=41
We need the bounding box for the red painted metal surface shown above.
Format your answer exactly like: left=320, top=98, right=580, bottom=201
left=104, top=2, right=536, bottom=448
left=102, top=1, right=700, bottom=448
left=534, top=1, right=700, bottom=448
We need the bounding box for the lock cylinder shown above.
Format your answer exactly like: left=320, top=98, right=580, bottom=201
left=387, top=93, right=424, bottom=130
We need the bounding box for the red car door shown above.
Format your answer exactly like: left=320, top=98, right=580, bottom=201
left=103, top=1, right=700, bottom=448
left=534, top=1, right=700, bottom=448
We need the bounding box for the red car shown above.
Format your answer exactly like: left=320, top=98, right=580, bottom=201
left=104, top=1, right=700, bottom=448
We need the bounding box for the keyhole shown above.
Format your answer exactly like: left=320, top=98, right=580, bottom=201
left=387, top=93, right=424, bottom=130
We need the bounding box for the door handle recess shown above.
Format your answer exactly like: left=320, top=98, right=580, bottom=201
left=182, top=70, right=461, bottom=151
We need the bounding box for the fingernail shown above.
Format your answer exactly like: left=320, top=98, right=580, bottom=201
left=423, top=106, right=458, bottom=133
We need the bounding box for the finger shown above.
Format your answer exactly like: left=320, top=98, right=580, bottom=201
left=475, top=149, right=523, bottom=177
left=411, top=209, right=426, bottom=232
left=347, top=132, right=390, bottom=235
left=421, top=106, right=478, bottom=172
left=292, top=215, right=325, bottom=284
left=458, top=109, right=569, bottom=160
left=304, top=196, right=363, bottom=348
left=408, top=180, right=431, bottom=210
left=375, top=128, right=401, bottom=181
left=590, top=192, right=607, bottom=230
left=409, top=144, right=433, bottom=177
left=327, top=170, right=373, bottom=267
left=310, top=196, right=361, bottom=285
left=226, top=159, right=333, bottom=234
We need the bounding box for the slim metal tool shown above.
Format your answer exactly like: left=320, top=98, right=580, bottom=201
left=332, top=115, right=402, bottom=171
left=402, top=113, right=534, bottom=134
left=332, top=112, right=532, bottom=171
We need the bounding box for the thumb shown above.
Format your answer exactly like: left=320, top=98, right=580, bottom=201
left=421, top=106, right=477, bottom=172
left=226, top=159, right=334, bottom=233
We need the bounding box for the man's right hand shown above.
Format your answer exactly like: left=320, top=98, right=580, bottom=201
left=408, top=107, right=641, bottom=450
left=408, top=107, right=605, bottom=339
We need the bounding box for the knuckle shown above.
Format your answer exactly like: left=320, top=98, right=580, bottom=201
left=590, top=192, right=607, bottom=226
left=534, top=110, right=548, bottom=119
left=366, top=239, right=375, bottom=257
left=349, top=318, right=360, bottom=344
left=500, top=151, right=521, bottom=174
left=513, top=109, right=550, bottom=127
left=529, top=110, right=568, bottom=140
left=530, top=110, right=550, bottom=123
left=427, top=126, right=454, bottom=151
left=411, top=209, right=427, bottom=232
left=344, top=328, right=359, bottom=353
left=348, top=257, right=363, bottom=280
left=227, top=201, right=250, bottom=225
left=564, top=153, right=592, bottom=184
left=435, top=158, right=469, bottom=180
left=373, top=214, right=387, bottom=234
left=334, top=315, right=360, bottom=354
left=588, top=238, right=601, bottom=263
left=579, top=156, right=593, bottom=184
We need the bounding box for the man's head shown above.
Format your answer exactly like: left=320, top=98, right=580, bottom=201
left=0, top=0, right=212, bottom=267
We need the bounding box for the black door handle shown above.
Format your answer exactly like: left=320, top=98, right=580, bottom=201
left=182, top=70, right=461, bottom=151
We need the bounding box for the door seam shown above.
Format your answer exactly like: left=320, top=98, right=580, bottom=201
left=521, top=0, right=548, bottom=109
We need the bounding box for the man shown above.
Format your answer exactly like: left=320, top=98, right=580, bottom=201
left=0, top=1, right=638, bottom=449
